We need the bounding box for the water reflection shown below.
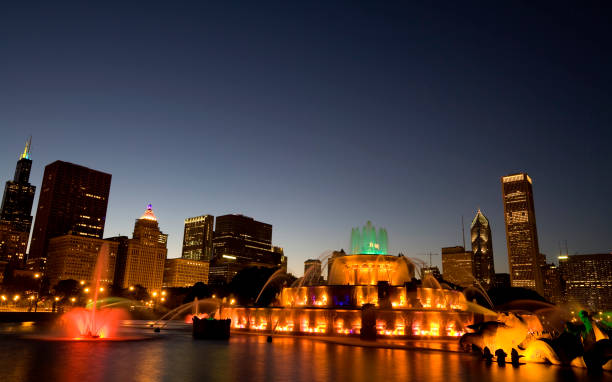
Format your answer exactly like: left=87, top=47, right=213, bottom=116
left=0, top=325, right=607, bottom=382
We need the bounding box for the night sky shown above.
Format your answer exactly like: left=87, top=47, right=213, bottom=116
left=1, top=1, right=610, bottom=276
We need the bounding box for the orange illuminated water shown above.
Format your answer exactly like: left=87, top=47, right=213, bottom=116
left=57, top=243, right=126, bottom=340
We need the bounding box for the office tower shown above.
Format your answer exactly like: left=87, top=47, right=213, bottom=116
left=441, top=246, right=474, bottom=287
left=113, top=205, right=167, bottom=291
left=163, top=258, right=209, bottom=288
left=1, top=138, right=36, bottom=233
left=558, top=253, right=612, bottom=311
left=209, top=214, right=284, bottom=284
left=0, top=222, right=29, bottom=264
left=181, top=215, right=214, bottom=261
left=541, top=262, right=563, bottom=305
left=29, top=161, right=111, bottom=261
left=45, top=235, right=117, bottom=287
left=421, top=266, right=441, bottom=280
left=304, top=259, right=323, bottom=284
left=470, top=209, right=495, bottom=289
left=501, top=173, right=544, bottom=294
left=0, top=139, right=36, bottom=264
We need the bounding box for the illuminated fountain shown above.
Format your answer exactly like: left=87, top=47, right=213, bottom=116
left=222, top=222, right=494, bottom=339
left=55, top=243, right=127, bottom=340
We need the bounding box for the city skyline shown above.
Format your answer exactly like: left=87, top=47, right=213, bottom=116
left=1, top=146, right=608, bottom=277
left=1, top=2, right=610, bottom=276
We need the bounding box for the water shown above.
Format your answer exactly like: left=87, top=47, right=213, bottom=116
left=0, top=322, right=605, bottom=382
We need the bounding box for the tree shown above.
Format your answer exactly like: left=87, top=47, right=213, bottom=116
left=184, top=282, right=211, bottom=303
left=54, top=279, right=80, bottom=298
left=132, top=284, right=149, bottom=301
left=229, top=267, right=294, bottom=306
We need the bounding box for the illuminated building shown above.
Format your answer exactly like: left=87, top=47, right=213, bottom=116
left=304, top=259, right=324, bottom=284
left=181, top=215, right=214, bottom=261
left=163, top=258, right=209, bottom=287
left=114, top=205, right=167, bottom=291
left=501, top=173, right=545, bottom=294
left=209, top=214, right=285, bottom=284
left=441, top=246, right=474, bottom=287
left=470, top=209, right=495, bottom=289
left=29, top=161, right=111, bottom=262
left=558, top=253, right=612, bottom=311
left=422, top=266, right=441, bottom=280
left=541, top=262, right=563, bottom=305
left=0, top=139, right=36, bottom=264
left=45, top=235, right=117, bottom=286
left=0, top=222, right=29, bottom=264
left=1, top=138, right=36, bottom=234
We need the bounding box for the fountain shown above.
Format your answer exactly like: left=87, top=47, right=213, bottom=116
left=222, top=222, right=495, bottom=338
left=46, top=243, right=129, bottom=340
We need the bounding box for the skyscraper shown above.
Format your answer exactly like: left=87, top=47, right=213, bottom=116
left=501, top=173, right=544, bottom=294
left=558, top=253, right=612, bottom=311
left=441, top=246, right=474, bottom=287
left=113, top=205, right=167, bottom=291
left=29, top=161, right=112, bottom=261
left=470, top=209, right=495, bottom=289
left=209, top=214, right=285, bottom=284
left=1, top=138, right=36, bottom=234
left=181, top=215, right=214, bottom=261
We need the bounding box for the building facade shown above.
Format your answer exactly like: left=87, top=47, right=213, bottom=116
left=1, top=138, right=36, bottom=234
left=541, top=262, right=563, bottom=305
left=45, top=235, right=117, bottom=287
left=0, top=139, right=36, bottom=264
left=181, top=215, right=214, bottom=261
left=441, top=246, right=474, bottom=287
left=209, top=214, right=285, bottom=284
left=163, top=258, right=209, bottom=288
left=470, top=209, right=495, bottom=289
left=29, top=161, right=111, bottom=261
left=0, top=222, right=29, bottom=264
left=304, top=259, right=324, bottom=284
left=558, top=253, right=612, bottom=311
left=422, top=266, right=442, bottom=280
left=501, top=173, right=544, bottom=294
left=113, top=205, right=167, bottom=292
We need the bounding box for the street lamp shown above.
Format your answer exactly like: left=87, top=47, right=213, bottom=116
left=129, top=286, right=135, bottom=291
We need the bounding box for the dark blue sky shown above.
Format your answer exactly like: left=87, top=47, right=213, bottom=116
left=1, top=1, right=610, bottom=275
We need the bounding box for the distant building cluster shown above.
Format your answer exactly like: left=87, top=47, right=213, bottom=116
left=439, top=172, right=611, bottom=312
left=0, top=140, right=610, bottom=312
left=0, top=139, right=286, bottom=295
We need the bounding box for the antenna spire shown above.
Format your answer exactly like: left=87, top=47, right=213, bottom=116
left=20, top=136, right=32, bottom=160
